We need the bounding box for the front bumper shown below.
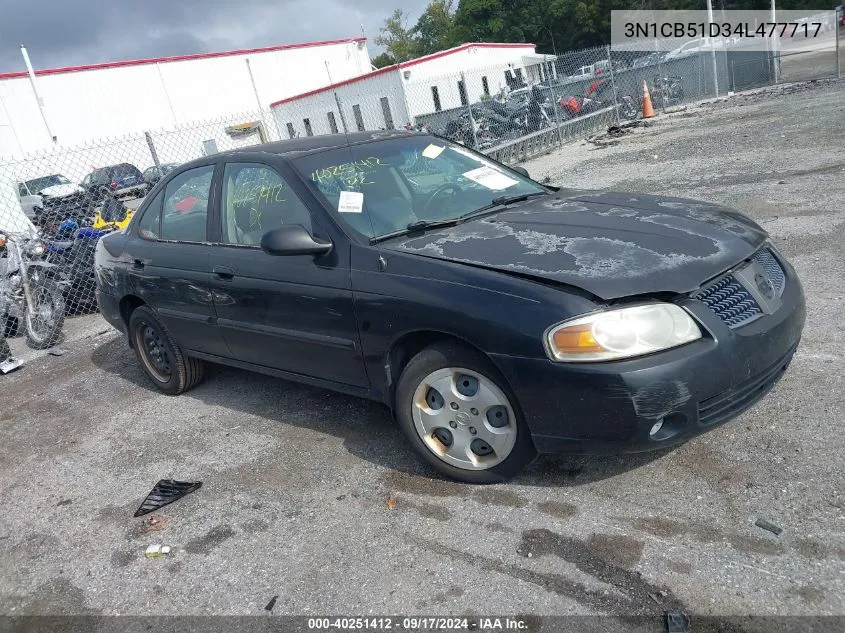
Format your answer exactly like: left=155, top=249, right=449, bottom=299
left=491, top=256, right=806, bottom=454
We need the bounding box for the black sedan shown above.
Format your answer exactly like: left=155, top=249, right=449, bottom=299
left=94, top=131, right=805, bottom=483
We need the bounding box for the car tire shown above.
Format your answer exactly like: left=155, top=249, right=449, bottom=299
left=128, top=305, right=204, bottom=395
left=394, top=341, right=537, bottom=484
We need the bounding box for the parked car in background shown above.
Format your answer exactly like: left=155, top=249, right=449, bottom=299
left=81, top=163, right=148, bottom=202
left=142, top=163, right=180, bottom=187
left=14, top=174, right=86, bottom=220
left=665, top=38, right=710, bottom=61
left=95, top=131, right=805, bottom=483
left=632, top=52, right=667, bottom=69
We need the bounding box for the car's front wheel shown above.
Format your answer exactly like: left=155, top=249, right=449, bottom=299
left=129, top=305, right=204, bottom=395
left=395, top=342, right=536, bottom=483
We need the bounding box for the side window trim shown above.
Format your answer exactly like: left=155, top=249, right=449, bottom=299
left=135, top=190, right=164, bottom=241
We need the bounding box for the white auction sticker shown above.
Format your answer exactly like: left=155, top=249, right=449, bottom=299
left=462, top=166, right=518, bottom=191
left=422, top=144, right=445, bottom=159
left=338, top=191, right=364, bottom=213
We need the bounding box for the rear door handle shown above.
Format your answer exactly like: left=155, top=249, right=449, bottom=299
left=132, top=258, right=145, bottom=270
left=213, top=266, right=235, bottom=281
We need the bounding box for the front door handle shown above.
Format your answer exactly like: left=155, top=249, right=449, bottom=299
left=213, top=266, right=235, bottom=281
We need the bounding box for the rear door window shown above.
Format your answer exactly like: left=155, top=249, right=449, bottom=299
left=161, top=165, right=215, bottom=242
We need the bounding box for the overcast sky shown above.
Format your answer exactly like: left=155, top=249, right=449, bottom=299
left=0, top=0, right=429, bottom=73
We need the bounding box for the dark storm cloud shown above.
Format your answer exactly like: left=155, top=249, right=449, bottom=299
left=0, top=0, right=429, bottom=73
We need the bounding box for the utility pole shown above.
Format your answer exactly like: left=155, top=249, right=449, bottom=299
left=706, top=0, right=720, bottom=96
left=19, top=45, right=56, bottom=144
left=771, top=0, right=780, bottom=82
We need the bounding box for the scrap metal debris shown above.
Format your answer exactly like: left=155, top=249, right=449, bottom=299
left=134, top=479, right=202, bottom=517
left=47, top=348, right=67, bottom=356
left=587, top=120, right=651, bottom=148
left=665, top=609, right=691, bottom=633
left=265, top=595, right=279, bottom=612
left=0, top=337, right=22, bottom=374
left=754, top=518, right=783, bottom=536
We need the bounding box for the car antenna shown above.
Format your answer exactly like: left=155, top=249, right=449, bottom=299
left=326, top=60, right=380, bottom=241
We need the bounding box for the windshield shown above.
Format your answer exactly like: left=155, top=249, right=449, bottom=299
left=25, top=174, right=71, bottom=192
left=292, top=135, right=546, bottom=240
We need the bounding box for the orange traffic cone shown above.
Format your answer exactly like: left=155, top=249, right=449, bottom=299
left=642, top=80, right=655, bottom=119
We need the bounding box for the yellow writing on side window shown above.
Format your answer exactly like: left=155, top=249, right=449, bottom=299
left=232, top=182, right=286, bottom=209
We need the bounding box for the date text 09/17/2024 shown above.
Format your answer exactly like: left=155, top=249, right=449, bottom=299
left=306, top=617, right=529, bottom=630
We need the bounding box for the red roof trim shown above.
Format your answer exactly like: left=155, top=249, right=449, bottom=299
left=269, top=42, right=535, bottom=108
left=0, top=37, right=367, bottom=80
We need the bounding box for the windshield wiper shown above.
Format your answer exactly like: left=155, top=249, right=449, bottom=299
left=459, top=191, right=548, bottom=222
left=370, top=218, right=460, bottom=244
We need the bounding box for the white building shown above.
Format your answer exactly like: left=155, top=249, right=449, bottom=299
left=0, top=37, right=371, bottom=160
left=270, top=43, right=558, bottom=138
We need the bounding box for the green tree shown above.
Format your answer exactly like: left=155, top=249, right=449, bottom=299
left=412, top=0, right=460, bottom=55
left=375, top=9, right=419, bottom=63
left=371, top=52, right=396, bottom=68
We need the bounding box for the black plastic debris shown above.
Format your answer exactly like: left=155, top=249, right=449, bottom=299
left=665, top=609, right=690, bottom=633
left=755, top=518, right=783, bottom=536
left=134, top=479, right=202, bottom=517
left=265, top=595, right=279, bottom=612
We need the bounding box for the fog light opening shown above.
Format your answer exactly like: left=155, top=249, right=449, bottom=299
left=649, top=420, right=664, bottom=437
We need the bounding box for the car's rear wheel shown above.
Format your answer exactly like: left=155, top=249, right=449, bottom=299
left=129, top=305, right=204, bottom=395
left=395, top=342, right=536, bottom=483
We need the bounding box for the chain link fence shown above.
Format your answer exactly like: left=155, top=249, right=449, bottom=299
left=0, top=31, right=841, bottom=355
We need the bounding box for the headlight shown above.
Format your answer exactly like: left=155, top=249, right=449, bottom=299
left=544, top=303, right=702, bottom=362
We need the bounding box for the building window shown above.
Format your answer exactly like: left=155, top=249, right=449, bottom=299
left=303, top=118, right=313, bottom=137
left=327, top=112, right=339, bottom=134
left=482, top=76, right=490, bottom=96
left=380, top=97, right=394, bottom=130
left=457, top=80, right=468, bottom=106
left=431, top=86, right=441, bottom=112
left=286, top=122, right=296, bottom=139
left=352, top=104, right=365, bottom=131
left=514, top=68, right=524, bottom=84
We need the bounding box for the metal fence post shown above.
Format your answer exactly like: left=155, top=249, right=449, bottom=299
left=547, top=82, right=564, bottom=147
left=837, top=13, right=841, bottom=79
left=145, top=131, right=160, bottom=168
left=333, top=92, right=349, bottom=134
left=730, top=62, right=736, bottom=93
left=606, top=45, right=622, bottom=126
left=460, top=71, right=480, bottom=151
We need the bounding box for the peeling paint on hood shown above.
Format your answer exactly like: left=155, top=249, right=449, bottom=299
left=383, top=189, right=768, bottom=300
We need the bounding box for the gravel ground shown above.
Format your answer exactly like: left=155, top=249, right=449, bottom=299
left=1, top=79, right=844, bottom=627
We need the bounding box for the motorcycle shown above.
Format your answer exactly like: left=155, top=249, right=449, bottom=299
left=618, top=94, right=639, bottom=121
left=0, top=231, right=66, bottom=350
left=44, top=194, right=128, bottom=310
left=652, top=76, right=684, bottom=109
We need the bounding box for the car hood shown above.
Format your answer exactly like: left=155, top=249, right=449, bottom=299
left=39, top=183, right=84, bottom=197
left=382, top=189, right=769, bottom=300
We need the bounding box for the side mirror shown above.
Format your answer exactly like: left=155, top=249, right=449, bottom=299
left=512, top=165, right=531, bottom=179
left=261, top=225, right=333, bottom=257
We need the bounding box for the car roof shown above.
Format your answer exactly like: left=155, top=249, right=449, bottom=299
left=177, top=130, right=425, bottom=169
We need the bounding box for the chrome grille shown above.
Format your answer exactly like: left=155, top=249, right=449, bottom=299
left=692, top=274, right=763, bottom=328
left=752, top=248, right=786, bottom=297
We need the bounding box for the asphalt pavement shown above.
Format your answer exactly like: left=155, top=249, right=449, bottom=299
left=1, top=79, right=843, bottom=625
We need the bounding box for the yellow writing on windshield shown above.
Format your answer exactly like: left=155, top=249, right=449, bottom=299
left=311, top=157, right=385, bottom=185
